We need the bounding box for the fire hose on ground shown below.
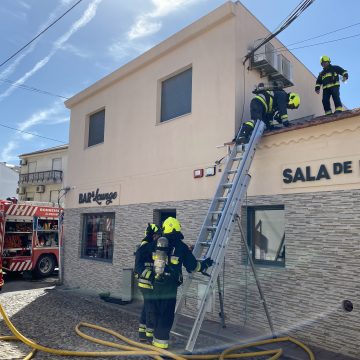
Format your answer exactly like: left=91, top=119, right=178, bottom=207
left=0, top=303, right=315, bottom=360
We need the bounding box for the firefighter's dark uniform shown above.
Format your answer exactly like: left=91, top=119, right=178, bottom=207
left=0, top=258, right=3, bottom=291
left=134, top=235, right=156, bottom=342
left=315, top=64, right=348, bottom=115
left=137, top=231, right=212, bottom=349
left=237, top=90, right=290, bottom=143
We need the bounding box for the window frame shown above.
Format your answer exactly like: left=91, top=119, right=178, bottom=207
left=81, top=212, right=115, bottom=263
left=28, top=161, right=37, bottom=173
left=158, top=65, right=192, bottom=123
left=52, top=158, right=62, bottom=171
left=86, top=108, right=105, bottom=148
left=247, top=205, right=285, bottom=267
left=26, top=192, right=34, bottom=201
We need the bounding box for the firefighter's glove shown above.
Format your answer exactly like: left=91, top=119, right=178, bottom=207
left=200, top=258, right=213, bottom=272
left=145, top=223, right=155, bottom=237
left=144, top=223, right=156, bottom=241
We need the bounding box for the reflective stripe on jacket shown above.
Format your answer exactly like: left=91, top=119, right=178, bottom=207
left=315, top=64, right=347, bottom=91
left=254, top=91, right=274, bottom=113
left=253, top=90, right=288, bottom=120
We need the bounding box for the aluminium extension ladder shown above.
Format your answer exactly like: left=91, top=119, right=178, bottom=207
left=173, top=120, right=274, bottom=351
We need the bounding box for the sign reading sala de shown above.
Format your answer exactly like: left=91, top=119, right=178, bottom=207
left=283, top=161, right=353, bottom=184
left=79, top=188, right=117, bottom=205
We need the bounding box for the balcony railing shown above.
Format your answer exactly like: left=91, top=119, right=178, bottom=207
left=19, top=170, right=63, bottom=184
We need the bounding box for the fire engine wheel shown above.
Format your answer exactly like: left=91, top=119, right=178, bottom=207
left=34, top=255, right=55, bottom=278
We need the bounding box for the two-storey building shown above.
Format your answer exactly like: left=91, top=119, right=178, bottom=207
left=62, top=2, right=359, bottom=358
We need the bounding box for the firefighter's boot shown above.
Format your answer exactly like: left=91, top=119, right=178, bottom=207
left=145, top=329, right=154, bottom=343
left=236, top=121, right=254, bottom=145
left=334, top=107, right=343, bottom=114
left=139, top=324, right=147, bottom=342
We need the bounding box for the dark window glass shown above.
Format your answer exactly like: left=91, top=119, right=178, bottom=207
left=154, top=209, right=176, bottom=228
left=161, top=67, right=192, bottom=122
left=247, top=206, right=285, bottom=266
left=81, top=213, right=114, bottom=262
left=88, top=109, right=105, bottom=147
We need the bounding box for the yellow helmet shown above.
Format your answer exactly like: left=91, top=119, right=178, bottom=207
left=144, top=223, right=160, bottom=236
left=162, top=217, right=181, bottom=234
left=288, top=92, right=300, bottom=109
left=320, top=55, right=330, bottom=65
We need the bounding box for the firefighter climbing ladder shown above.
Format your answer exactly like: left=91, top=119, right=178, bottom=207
left=173, top=120, right=275, bottom=351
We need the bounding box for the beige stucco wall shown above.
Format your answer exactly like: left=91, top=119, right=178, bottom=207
left=65, top=2, right=237, bottom=208
left=249, top=115, right=360, bottom=195
left=65, top=2, right=325, bottom=209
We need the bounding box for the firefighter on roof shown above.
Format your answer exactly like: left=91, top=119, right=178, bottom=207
left=136, top=217, right=213, bottom=349
left=134, top=223, right=161, bottom=343
left=315, top=55, right=348, bottom=115
left=235, top=87, right=300, bottom=144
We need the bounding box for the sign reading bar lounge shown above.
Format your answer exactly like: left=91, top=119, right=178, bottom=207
left=283, top=161, right=353, bottom=184
left=79, top=188, right=117, bottom=205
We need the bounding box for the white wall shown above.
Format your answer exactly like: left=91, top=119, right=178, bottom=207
left=0, top=163, right=18, bottom=199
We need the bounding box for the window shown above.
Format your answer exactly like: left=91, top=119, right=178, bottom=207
left=52, top=158, right=62, bottom=171
left=154, top=209, right=176, bottom=228
left=247, top=206, right=285, bottom=266
left=81, top=213, right=114, bottom=262
left=26, top=192, right=34, bottom=201
left=88, top=109, right=105, bottom=147
left=160, top=67, right=192, bottom=122
left=28, top=161, right=37, bottom=173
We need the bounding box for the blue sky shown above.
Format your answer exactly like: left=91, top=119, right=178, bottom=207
left=0, top=0, right=359, bottom=164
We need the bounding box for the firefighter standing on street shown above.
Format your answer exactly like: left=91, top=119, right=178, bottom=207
left=315, top=55, right=348, bottom=115
left=0, top=258, right=3, bottom=291
left=134, top=223, right=161, bottom=343
left=235, top=86, right=300, bottom=144
left=136, top=217, right=213, bottom=349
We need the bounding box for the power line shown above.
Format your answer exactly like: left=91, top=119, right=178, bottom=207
left=0, top=0, right=84, bottom=68
left=286, top=32, right=360, bottom=52
left=284, top=21, right=360, bottom=48
left=0, top=123, right=67, bottom=144
left=0, top=78, right=69, bottom=99
left=243, top=0, right=316, bottom=64
left=254, top=31, right=360, bottom=56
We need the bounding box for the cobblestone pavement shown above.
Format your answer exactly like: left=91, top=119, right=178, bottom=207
left=0, top=286, right=150, bottom=360
left=0, top=281, right=357, bottom=360
left=0, top=283, right=221, bottom=360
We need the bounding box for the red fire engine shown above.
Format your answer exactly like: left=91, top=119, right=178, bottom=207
left=0, top=199, right=62, bottom=284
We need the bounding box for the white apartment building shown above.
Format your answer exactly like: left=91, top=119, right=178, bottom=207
left=18, top=145, right=68, bottom=205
